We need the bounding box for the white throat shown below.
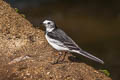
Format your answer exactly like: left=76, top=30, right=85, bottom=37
left=46, top=27, right=54, bottom=32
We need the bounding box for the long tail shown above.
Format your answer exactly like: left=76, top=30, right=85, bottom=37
left=74, top=50, right=104, bottom=64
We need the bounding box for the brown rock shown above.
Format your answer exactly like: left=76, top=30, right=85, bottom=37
left=0, top=0, right=112, bottom=80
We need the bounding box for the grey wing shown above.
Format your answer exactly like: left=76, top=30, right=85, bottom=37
left=56, top=29, right=104, bottom=64
left=47, top=28, right=81, bottom=51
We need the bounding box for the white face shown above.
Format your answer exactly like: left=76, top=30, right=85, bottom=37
left=42, top=20, right=55, bottom=32
left=43, top=20, right=55, bottom=28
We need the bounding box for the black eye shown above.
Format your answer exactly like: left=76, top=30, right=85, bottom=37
left=48, top=22, right=50, bottom=24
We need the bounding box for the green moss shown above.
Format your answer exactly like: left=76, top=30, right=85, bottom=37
left=21, top=14, right=26, bottom=18
left=14, top=8, right=26, bottom=18
left=15, top=8, right=19, bottom=13
left=99, top=69, right=110, bottom=76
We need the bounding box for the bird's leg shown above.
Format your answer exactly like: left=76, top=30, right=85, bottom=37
left=60, top=52, right=67, bottom=62
left=56, top=52, right=63, bottom=63
left=52, top=52, right=63, bottom=64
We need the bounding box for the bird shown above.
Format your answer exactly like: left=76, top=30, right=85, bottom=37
left=42, top=19, right=104, bottom=64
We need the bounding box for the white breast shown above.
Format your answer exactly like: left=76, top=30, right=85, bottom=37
left=45, top=34, right=69, bottom=51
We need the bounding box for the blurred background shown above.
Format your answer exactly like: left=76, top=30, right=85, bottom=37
left=5, top=0, right=120, bottom=80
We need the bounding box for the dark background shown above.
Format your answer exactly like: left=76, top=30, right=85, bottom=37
left=5, top=0, right=120, bottom=80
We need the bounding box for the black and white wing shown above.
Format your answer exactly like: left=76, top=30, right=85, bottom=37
left=47, top=28, right=80, bottom=50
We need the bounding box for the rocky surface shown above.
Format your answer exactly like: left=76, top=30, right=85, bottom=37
left=0, top=0, right=112, bottom=80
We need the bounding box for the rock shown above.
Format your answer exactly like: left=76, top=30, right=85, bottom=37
left=0, top=0, right=112, bottom=80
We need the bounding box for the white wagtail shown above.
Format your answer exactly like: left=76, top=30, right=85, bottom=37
left=42, top=19, right=104, bottom=64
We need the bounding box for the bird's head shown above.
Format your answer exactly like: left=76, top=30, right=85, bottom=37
left=42, top=20, right=56, bottom=32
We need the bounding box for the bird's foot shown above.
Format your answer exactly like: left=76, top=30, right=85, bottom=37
left=50, top=60, right=68, bottom=65
left=50, top=51, right=67, bottom=65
